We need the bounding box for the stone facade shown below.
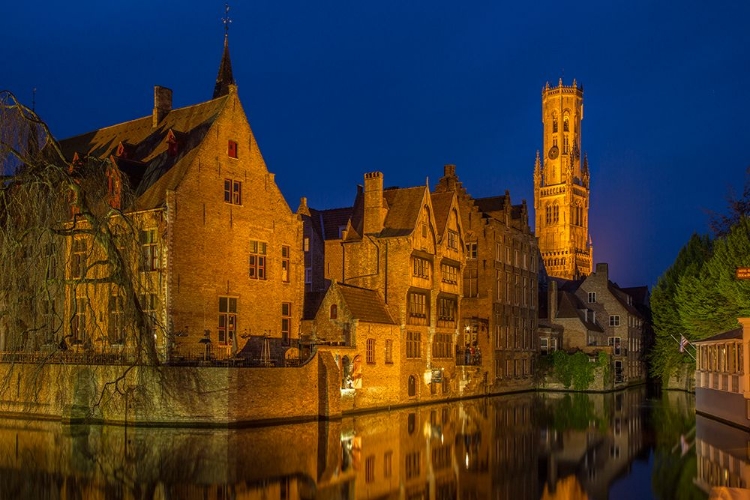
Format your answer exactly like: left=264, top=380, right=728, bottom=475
left=435, top=164, right=538, bottom=393
left=533, top=79, right=593, bottom=279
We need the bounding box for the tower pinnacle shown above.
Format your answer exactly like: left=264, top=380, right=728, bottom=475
left=213, top=3, right=235, bottom=99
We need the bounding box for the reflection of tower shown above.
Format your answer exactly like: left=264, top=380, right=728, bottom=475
left=534, top=78, right=592, bottom=279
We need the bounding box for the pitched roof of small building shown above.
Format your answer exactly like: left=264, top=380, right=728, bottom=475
left=337, top=283, right=396, bottom=324
left=694, top=327, right=742, bottom=344
left=430, top=191, right=454, bottom=237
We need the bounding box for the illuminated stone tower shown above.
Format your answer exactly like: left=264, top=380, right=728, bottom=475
left=533, top=78, right=592, bottom=279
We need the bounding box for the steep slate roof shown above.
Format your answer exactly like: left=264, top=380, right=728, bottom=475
left=338, top=283, right=396, bottom=324
left=430, top=191, right=454, bottom=237
left=381, top=186, right=426, bottom=237
left=557, top=291, right=604, bottom=332
left=310, top=207, right=354, bottom=241
left=59, top=96, right=228, bottom=210
left=694, top=328, right=742, bottom=344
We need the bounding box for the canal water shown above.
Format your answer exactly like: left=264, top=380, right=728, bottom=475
left=0, top=386, right=733, bottom=499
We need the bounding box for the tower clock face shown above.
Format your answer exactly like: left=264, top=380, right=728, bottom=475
left=548, top=146, right=559, bottom=159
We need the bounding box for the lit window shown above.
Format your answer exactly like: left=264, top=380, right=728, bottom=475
left=248, top=240, right=267, bottom=280
left=227, top=140, right=238, bottom=158
left=224, top=178, right=242, bottom=205
left=281, top=245, right=290, bottom=283
left=408, top=292, right=428, bottom=325
left=218, top=297, right=237, bottom=345
left=441, top=263, right=458, bottom=284
left=303, top=237, right=310, bottom=252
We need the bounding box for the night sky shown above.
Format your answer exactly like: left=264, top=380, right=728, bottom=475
left=4, top=1, right=750, bottom=288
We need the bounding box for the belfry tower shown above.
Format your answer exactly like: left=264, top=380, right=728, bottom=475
left=533, top=79, right=592, bottom=279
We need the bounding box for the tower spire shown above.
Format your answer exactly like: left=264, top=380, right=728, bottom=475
left=213, top=3, right=235, bottom=99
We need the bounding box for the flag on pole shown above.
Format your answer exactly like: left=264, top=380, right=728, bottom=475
left=679, top=335, right=689, bottom=353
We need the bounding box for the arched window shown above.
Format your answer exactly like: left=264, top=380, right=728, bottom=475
left=563, top=114, right=570, bottom=132
left=553, top=204, right=560, bottom=223
left=552, top=113, right=558, bottom=133
left=545, top=205, right=552, bottom=225
left=408, top=375, right=417, bottom=397
left=330, top=304, right=337, bottom=319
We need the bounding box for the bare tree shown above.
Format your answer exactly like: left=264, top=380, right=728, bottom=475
left=0, top=90, right=160, bottom=366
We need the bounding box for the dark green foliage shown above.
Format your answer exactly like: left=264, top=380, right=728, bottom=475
left=550, top=350, right=608, bottom=391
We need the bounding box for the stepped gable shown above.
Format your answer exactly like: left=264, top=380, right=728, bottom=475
left=380, top=186, right=426, bottom=237
left=59, top=95, right=229, bottom=210
left=337, top=283, right=396, bottom=325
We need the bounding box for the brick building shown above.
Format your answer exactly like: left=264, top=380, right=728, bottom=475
left=56, top=36, right=305, bottom=361
left=305, top=171, right=466, bottom=404
left=434, top=164, right=538, bottom=392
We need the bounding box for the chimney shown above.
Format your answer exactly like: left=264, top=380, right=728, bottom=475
left=363, top=171, right=385, bottom=234
left=549, top=281, right=558, bottom=320
left=444, top=164, right=456, bottom=177
left=595, top=262, right=608, bottom=280
left=153, top=86, right=173, bottom=127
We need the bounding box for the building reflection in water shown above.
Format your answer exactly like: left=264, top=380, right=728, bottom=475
left=0, top=386, right=708, bottom=499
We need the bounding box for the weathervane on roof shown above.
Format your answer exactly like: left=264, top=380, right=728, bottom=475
left=222, top=3, right=232, bottom=37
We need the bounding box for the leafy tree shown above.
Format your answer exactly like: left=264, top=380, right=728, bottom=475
left=650, top=234, right=711, bottom=382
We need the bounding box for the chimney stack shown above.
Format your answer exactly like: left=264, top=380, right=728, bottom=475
left=364, top=172, right=385, bottom=234
left=153, top=86, right=173, bottom=127
left=595, top=262, right=608, bottom=280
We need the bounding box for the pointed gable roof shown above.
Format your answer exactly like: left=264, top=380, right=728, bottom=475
left=380, top=186, right=427, bottom=237
left=430, top=191, right=454, bottom=236
left=213, top=35, right=235, bottom=99
left=337, top=283, right=396, bottom=325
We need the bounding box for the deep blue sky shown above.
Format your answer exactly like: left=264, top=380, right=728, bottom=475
left=3, top=1, right=749, bottom=288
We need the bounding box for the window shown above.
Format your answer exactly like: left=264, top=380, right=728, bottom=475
left=552, top=114, right=558, bottom=133
left=609, top=315, right=620, bottom=327
left=248, top=240, right=267, bottom=279
left=140, top=293, right=158, bottom=337
left=303, top=237, right=310, bottom=252
left=227, top=140, right=238, bottom=158
left=408, top=292, right=428, bottom=325
left=408, top=375, right=417, bottom=397
left=305, top=267, right=312, bottom=284
left=447, top=230, right=459, bottom=250
left=384, top=451, right=393, bottom=478
left=432, top=333, right=452, bottom=359
left=466, top=242, right=477, bottom=259
left=281, top=245, right=290, bottom=283
left=609, top=337, right=622, bottom=355
left=407, top=331, right=421, bottom=359
left=108, top=292, right=124, bottom=344
left=495, top=242, right=502, bottom=262
left=441, top=263, right=458, bottom=284
left=330, top=304, right=337, bottom=319
left=71, top=297, right=88, bottom=344
left=437, top=297, right=456, bottom=327
left=464, top=268, right=478, bottom=298
left=365, top=455, right=375, bottom=483
left=71, top=237, right=87, bottom=279
left=218, top=297, right=237, bottom=345
left=588, top=292, right=596, bottom=303
left=364, top=338, right=376, bottom=364
left=406, top=451, right=422, bottom=481
left=413, top=257, right=430, bottom=279
left=281, top=302, right=291, bottom=345
left=140, top=229, right=159, bottom=271
left=224, top=178, right=242, bottom=205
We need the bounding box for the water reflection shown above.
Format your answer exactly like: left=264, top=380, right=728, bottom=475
left=0, top=387, right=712, bottom=499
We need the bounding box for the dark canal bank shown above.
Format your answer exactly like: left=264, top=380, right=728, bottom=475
left=0, top=386, right=735, bottom=499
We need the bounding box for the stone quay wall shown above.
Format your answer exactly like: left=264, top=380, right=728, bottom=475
left=0, top=351, right=341, bottom=426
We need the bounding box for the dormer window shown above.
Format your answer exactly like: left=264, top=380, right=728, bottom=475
left=228, top=140, right=238, bottom=159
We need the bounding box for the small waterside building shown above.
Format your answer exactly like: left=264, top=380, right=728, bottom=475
left=694, top=318, right=750, bottom=430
